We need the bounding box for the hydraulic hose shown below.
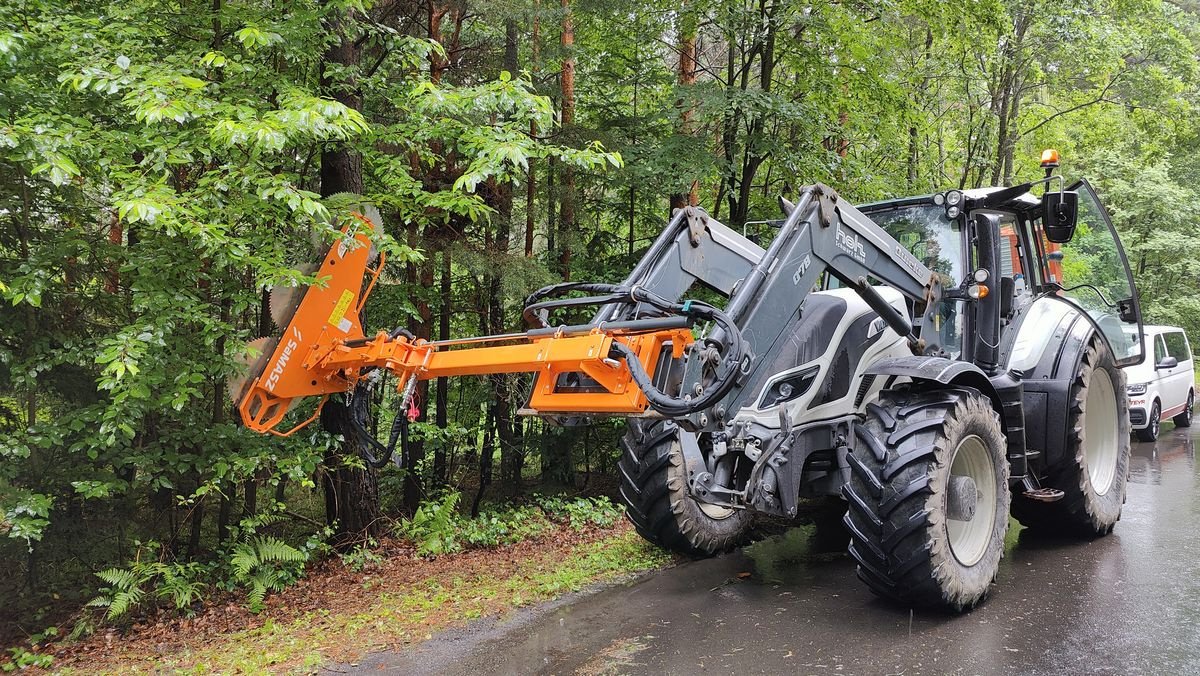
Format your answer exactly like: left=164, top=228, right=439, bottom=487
left=347, top=399, right=408, bottom=469
left=609, top=298, right=744, bottom=417
left=524, top=280, right=748, bottom=417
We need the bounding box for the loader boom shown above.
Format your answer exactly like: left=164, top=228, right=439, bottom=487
left=235, top=184, right=943, bottom=436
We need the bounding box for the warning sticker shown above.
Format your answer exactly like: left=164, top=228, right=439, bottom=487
left=328, top=290, right=355, bottom=332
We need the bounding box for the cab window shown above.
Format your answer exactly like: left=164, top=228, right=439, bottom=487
left=1030, top=181, right=1143, bottom=366
left=1154, top=335, right=1168, bottom=364
left=1165, top=332, right=1192, bottom=362
left=863, top=205, right=964, bottom=357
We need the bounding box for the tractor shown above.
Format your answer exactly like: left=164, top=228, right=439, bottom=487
left=232, top=150, right=1143, bottom=611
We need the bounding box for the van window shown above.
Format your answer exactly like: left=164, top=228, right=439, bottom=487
left=1154, top=335, right=1168, bottom=364
left=1165, top=332, right=1192, bottom=362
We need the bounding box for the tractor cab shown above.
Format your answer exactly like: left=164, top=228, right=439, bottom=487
left=857, top=153, right=1143, bottom=375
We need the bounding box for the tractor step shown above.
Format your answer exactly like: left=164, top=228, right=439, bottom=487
left=1022, top=487, right=1065, bottom=502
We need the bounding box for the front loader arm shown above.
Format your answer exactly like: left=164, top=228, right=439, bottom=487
left=234, top=185, right=942, bottom=437
left=679, top=184, right=944, bottom=424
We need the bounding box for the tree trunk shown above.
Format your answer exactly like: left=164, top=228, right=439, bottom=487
left=320, top=393, right=381, bottom=547
left=217, top=482, right=233, bottom=543
left=405, top=246, right=434, bottom=514
left=472, top=407, right=495, bottom=517
left=242, top=478, right=258, bottom=517
left=319, top=3, right=379, bottom=542
left=670, top=1, right=698, bottom=212
left=558, top=0, right=576, bottom=280
left=433, top=247, right=451, bottom=484
left=525, top=9, right=540, bottom=258
left=187, top=495, right=204, bottom=557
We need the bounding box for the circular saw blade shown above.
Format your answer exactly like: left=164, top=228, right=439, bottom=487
left=269, top=263, right=318, bottom=330
left=227, top=336, right=278, bottom=404
left=358, top=204, right=384, bottom=265
left=323, top=193, right=385, bottom=263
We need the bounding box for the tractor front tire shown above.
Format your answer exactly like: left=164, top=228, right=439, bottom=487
left=618, top=419, right=753, bottom=557
left=1013, top=336, right=1130, bottom=536
left=844, top=387, right=1010, bottom=611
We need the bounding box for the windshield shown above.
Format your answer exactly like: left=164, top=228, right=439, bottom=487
left=866, top=206, right=965, bottom=289
left=862, top=205, right=964, bottom=356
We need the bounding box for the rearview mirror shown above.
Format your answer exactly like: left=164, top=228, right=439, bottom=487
left=1043, top=190, right=1079, bottom=243
left=1157, top=356, right=1178, bottom=370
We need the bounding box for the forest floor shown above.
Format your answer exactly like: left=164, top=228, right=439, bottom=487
left=36, top=520, right=671, bottom=674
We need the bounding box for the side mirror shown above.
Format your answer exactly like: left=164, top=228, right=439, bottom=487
left=1117, top=298, right=1138, bottom=324
left=1043, top=190, right=1079, bottom=243
left=1157, top=356, right=1178, bottom=370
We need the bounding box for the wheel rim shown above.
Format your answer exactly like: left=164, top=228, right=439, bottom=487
left=1151, top=404, right=1160, bottom=438
left=946, top=434, right=998, bottom=567
left=1187, top=394, right=1194, bottom=424
left=685, top=436, right=736, bottom=521
left=698, top=501, right=736, bottom=519
left=1085, top=368, right=1119, bottom=495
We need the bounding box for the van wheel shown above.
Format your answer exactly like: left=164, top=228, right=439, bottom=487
left=1136, top=400, right=1160, bottom=442
left=1174, top=391, right=1194, bottom=428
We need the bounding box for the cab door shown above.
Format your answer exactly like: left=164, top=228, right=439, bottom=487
left=1054, top=179, right=1145, bottom=366
left=1161, top=331, right=1193, bottom=415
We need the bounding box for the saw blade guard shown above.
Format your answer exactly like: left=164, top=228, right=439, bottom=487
left=235, top=204, right=385, bottom=435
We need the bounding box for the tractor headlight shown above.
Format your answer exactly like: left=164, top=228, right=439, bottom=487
left=761, top=366, right=820, bottom=408
left=1127, top=383, right=1147, bottom=395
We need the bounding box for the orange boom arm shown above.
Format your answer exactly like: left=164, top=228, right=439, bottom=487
left=235, top=216, right=694, bottom=436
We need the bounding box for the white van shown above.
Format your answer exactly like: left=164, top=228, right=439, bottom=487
left=1125, top=325, right=1195, bottom=441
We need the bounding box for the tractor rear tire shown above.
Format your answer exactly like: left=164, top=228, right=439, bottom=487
left=1013, top=336, right=1130, bottom=536
left=843, top=387, right=1010, bottom=611
left=618, top=419, right=753, bottom=557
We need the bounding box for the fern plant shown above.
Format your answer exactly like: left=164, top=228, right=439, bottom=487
left=88, top=566, right=149, bottom=621
left=397, top=492, right=463, bottom=556
left=228, top=536, right=307, bottom=613
left=87, top=557, right=207, bottom=621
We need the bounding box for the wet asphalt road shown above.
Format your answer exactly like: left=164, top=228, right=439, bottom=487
left=359, top=425, right=1200, bottom=675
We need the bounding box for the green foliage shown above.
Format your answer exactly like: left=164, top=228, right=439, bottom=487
left=87, top=522, right=316, bottom=621
left=397, top=492, right=464, bottom=557
left=339, top=539, right=384, bottom=572
left=533, top=495, right=623, bottom=531
left=396, top=492, right=622, bottom=556
left=2, top=646, right=53, bottom=672
left=1, top=627, right=56, bottom=671
left=228, top=536, right=309, bottom=613
left=88, top=544, right=208, bottom=621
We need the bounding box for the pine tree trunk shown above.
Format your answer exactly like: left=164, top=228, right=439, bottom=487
left=670, top=2, right=698, bottom=212
left=558, top=0, right=575, bottom=280
left=525, top=9, right=540, bottom=258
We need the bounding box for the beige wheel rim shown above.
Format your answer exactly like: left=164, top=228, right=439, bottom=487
left=946, top=434, right=998, bottom=567
left=1085, top=367, right=1119, bottom=495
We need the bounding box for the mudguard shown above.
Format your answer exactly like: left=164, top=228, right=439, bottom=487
left=999, top=296, right=1100, bottom=471
left=864, top=356, right=1000, bottom=406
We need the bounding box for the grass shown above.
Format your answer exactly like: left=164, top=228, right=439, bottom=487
left=61, top=527, right=670, bottom=674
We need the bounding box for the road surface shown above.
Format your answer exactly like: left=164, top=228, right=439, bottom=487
left=358, top=425, right=1200, bottom=675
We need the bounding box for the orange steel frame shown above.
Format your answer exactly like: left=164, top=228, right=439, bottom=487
left=237, top=220, right=693, bottom=436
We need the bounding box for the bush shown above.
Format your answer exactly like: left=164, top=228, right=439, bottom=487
left=87, top=522, right=319, bottom=621
left=395, top=492, right=623, bottom=557
left=88, top=543, right=209, bottom=621
left=534, top=495, right=623, bottom=530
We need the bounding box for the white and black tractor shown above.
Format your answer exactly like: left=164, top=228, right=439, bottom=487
left=609, top=159, right=1143, bottom=610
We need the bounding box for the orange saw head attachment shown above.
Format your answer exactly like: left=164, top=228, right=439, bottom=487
left=233, top=203, right=385, bottom=435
